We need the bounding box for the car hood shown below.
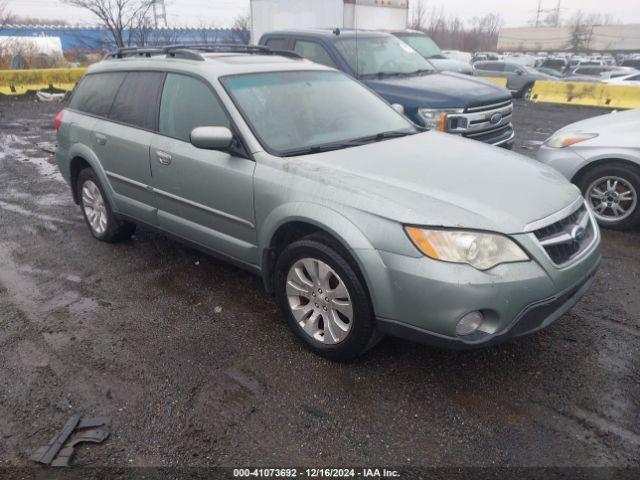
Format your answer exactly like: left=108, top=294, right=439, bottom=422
left=555, top=108, right=640, bottom=134
left=551, top=108, right=640, bottom=148
left=290, top=131, right=580, bottom=233
left=429, top=58, right=473, bottom=74
left=362, top=72, right=511, bottom=109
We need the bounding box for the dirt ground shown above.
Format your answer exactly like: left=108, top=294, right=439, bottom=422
left=0, top=96, right=638, bottom=472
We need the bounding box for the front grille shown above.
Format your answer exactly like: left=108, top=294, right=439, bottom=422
left=466, top=99, right=513, bottom=113
left=533, top=204, right=595, bottom=266
left=447, top=99, right=514, bottom=145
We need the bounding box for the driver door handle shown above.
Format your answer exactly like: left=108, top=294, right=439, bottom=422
left=156, top=151, right=172, bottom=166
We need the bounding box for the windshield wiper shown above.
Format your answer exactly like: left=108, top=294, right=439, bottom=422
left=280, top=142, right=357, bottom=157
left=279, top=130, right=417, bottom=157
left=406, top=69, right=435, bottom=76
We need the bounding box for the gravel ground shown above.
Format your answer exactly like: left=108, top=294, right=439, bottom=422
left=0, top=96, right=638, bottom=471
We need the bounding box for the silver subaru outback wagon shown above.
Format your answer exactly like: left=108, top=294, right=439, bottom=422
left=55, top=45, right=602, bottom=361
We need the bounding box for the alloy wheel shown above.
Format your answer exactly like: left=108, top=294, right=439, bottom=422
left=587, top=176, right=637, bottom=223
left=285, top=258, right=353, bottom=344
left=81, top=180, right=108, bottom=235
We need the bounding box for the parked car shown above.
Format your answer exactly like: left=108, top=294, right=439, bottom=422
left=621, top=58, right=640, bottom=70
left=604, top=72, right=640, bottom=86
left=563, top=65, right=636, bottom=82
left=539, top=57, right=568, bottom=73
left=260, top=30, right=515, bottom=148
left=537, top=109, right=640, bottom=230
left=55, top=45, right=601, bottom=360
left=390, top=30, right=473, bottom=75
left=442, top=49, right=472, bottom=64
left=536, top=67, right=564, bottom=79
left=472, top=61, right=556, bottom=99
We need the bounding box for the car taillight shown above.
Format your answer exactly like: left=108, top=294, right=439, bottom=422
left=54, top=110, right=64, bottom=130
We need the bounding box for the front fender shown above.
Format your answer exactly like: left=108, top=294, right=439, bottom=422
left=258, top=202, right=395, bottom=314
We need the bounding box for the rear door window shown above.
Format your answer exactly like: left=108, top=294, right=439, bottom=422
left=264, top=38, right=289, bottom=50
left=504, top=64, right=521, bottom=73
left=109, top=72, right=165, bottom=130
left=69, top=72, right=126, bottom=116
left=159, top=73, right=230, bottom=142
left=293, top=40, right=337, bottom=68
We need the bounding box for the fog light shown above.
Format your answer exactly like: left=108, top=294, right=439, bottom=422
left=456, top=311, right=484, bottom=336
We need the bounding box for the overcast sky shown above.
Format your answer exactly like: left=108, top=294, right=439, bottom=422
left=6, top=0, right=640, bottom=28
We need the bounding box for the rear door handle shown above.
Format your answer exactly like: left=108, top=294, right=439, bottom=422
left=94, top=133, right=107, bottom=146
left=156, top=151, right=172, bottom=166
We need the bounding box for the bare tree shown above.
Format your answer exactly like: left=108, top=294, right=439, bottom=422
left=0, top=0, right=12, bottom=30
left=62, top=0, right=155, bottom=48
left=566, top=10, right=600, bottom=52
left=409, top=0, right=427, bottom=31
left=233, top=10, right=250, bottom=44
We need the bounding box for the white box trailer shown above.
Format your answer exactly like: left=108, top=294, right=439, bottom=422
left=250, top=0, right=409, bottom=44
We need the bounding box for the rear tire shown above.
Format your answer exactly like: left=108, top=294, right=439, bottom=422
left=521, top=84, right=533, bottom=100
left=77, top=168, right=136, bottom=242
left=275, top=234, right=377, bottom=361
left=576, top=162, right=640, bottom=230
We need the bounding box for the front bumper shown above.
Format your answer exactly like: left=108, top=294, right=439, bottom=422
left=363, top=225, right=601, bottom=349
left=376, top=257, right=599, bottom=349
left=535, top=144, right=587, bottom=181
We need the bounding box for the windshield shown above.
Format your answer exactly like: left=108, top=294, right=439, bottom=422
left=221, top=71, right=415, bottom=156
left=334, top=36, right=435, bottom=78
left=396, top=34, right=444, bottom=59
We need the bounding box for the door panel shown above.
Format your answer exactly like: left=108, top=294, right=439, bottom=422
left=150, top=136, right=257, bottom=263
left=151, top=73, right=257, bottom=264
left=93, top=71, right=165, bottom=223
left=96, top=121, right=155, bottom=223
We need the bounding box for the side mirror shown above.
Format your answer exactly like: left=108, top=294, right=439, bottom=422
left=190, top=126, right=233, bottom=150
left=391, top=103, right=405, bottom=114
left=516, top=70, right=524, bottom=76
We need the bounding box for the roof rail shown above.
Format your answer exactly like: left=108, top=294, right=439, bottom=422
left=104, top=43, right=302, bottom=62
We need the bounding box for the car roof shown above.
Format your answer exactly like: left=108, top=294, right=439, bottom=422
left=262, top=29, right=392, bottom=40
left=87, top=51, right=331, bottom=78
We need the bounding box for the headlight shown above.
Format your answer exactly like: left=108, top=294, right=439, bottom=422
left=417, top=108, right=464, bottom=131
left=405, top=227, right=529, bottom=270
left=544, top=132, right=598, bottom=148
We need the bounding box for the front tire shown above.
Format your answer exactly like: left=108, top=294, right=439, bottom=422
left=77, top=168, right=136, bottom=242
left=577, top=163, right=640, bottom=230
left=521, top=84, right=533, bottom=100
left=275, top=235, right=377, bottom=361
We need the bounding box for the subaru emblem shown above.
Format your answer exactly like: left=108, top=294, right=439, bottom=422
left=570, top=225, right=586, bottom=242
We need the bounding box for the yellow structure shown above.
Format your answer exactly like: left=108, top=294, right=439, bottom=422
left=530, top=81, right=640, bottom=109
left=0, top=67, right=86, bottom=95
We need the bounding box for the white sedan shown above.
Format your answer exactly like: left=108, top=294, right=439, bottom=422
left=605, top=72, right=640, bottom=86
left=536, top=109, right=640, bottom=230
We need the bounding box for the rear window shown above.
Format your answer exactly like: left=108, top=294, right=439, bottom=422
left=294, top=40, right=337, bottom=68
left=109, top=71, right=165, bottom=130
left=69, top=72, right=126, bottom=116
left=264, top=38, right=289, bottom=50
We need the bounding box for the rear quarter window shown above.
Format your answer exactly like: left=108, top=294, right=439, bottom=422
left=264, top=38, right=289, bottom=50
left=109, top=71, right=165, bottom=130
left=69, top=72, right=126, bottom=116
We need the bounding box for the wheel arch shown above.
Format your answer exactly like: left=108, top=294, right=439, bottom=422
left=571, top=157, right=640, bottom=186
left=258, top=204, right=378, bottom=300
left=66, top=144, right=115, bottom=207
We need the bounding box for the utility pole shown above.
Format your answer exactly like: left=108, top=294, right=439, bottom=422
left=152, top=0, right=167, bottom=28
left=554, top=0, right=561, bottom=27
left=535, top=0, right=542, bottom=27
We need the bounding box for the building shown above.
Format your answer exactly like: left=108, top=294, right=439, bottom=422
left=498, top=24, right=640, bottom=53
left=0, top=25, right=250, bottom=53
